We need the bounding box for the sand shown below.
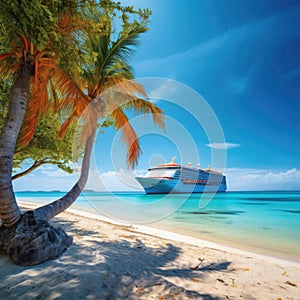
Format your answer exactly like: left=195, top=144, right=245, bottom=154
left=0, top=202, right=299, bottom=300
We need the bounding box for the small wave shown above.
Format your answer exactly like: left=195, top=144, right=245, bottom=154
left=183, top=210, right=245, bottom=215
left=282, top=209, right=300, bottom=214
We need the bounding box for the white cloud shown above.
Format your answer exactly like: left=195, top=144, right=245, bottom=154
left=13, top=170, right=77, bottom=192
left=13, top=163, right=300, bottom=192
left=148, top=80, right=179, bottom=102
left=206, top=142, right=240, bottom=150
left=13, top=167, right=146, bottom=192
left=225, top=168, right=300, bottom=191
left=85, top=169, right=145, bottom=191
left=40, top=168, right=69, bottom=177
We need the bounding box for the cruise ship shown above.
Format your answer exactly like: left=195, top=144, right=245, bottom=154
left=135, top=158, right=227, bottom=194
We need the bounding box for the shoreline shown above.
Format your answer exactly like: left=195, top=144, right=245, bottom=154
left=19, top=201, right=300, bottom=267
left=0, top=201, right=299, bottom=299
left=16, top=190, right=300, bottom=265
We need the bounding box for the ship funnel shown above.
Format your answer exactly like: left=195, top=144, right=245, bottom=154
left=196, top=163, right=200, bottom=169
left=188, top=162, right=192, bottom=168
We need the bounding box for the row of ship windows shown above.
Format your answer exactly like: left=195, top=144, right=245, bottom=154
left=182, top=179, right=225, bottom=185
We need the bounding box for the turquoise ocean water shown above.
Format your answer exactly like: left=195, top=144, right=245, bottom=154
left=16, top=191, right=300, bottom=262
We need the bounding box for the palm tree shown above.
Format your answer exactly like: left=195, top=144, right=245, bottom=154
left=0, top=2, right=161, bottom=265
left=0, top=22, right=89, bottom=228
left=0, top=5, right=108, bottom=227
left=0, top=62, right=31, bottom=227
left=33, top=21, right=164, bottom=221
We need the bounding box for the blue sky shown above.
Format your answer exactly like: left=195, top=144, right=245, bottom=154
left=13, top=0, right=300, bottom=191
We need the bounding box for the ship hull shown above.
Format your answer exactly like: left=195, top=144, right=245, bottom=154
left=135, top=177, right=227, bottom=194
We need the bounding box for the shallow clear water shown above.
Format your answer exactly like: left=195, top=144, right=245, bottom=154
left=16, top=191, right=300, bottom=261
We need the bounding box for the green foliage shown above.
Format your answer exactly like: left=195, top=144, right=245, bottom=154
left=13, top=114, right=77, bottom=175
left=0, top=78, right=77, bottom=177
left=0, top=0, right=89, bottom=49
left=0, top=79, right=115, bottom=178
left=0, top=0, right=153, bottom=177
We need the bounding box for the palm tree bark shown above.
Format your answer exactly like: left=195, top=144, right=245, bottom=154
left=0, top=65, right=31, bottom=227
left=34, top=127, right=96, bottom=221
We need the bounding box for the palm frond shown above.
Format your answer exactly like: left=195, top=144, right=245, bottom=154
left=105, top=59, right=134, bottom=79
left=101, top=78, right=147, bottom=104
left=98, top=22, right=148, bottom=77
left=17, top=71, right=49, bottom=148
left=58, top=111, right=76, bottom=138
left=50, top=66, right=89, bottom=115
left=110, top=106, right=141, bottom=168
left=122, top=98, right=165, bottom=130
left=0, top=61, right=18, bottom=79
left=0, top=52, right=14, bottom=61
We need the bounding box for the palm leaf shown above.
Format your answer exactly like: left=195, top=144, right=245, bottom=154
left=122, top=98, right=165, bottom=129
left=0, top=61, right=18, bottom=79
left=17, top=67, right=50, bottom=148
left=50, top=66, right=89, bottom=116
left=97, top=23, right=148, bottom=78
left=110, top=105, right=141, bottom=168
left=101, top=77, right=147, bottom=104
left=0, top=52, right=14, bottom=61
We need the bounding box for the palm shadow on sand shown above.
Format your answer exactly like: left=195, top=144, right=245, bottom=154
left=0, top=215, right=232, bottom=300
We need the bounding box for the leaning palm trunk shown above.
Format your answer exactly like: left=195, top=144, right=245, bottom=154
left=0, top=65, right=72, bottom=266
left=0, top=65, right=31, bottom=227
left=34, top=127, right=96, bottom=221
left=0, top=100, right=96, bottom=265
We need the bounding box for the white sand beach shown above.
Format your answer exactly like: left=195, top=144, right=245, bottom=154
left=0, top=202, right=299, bottom=299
